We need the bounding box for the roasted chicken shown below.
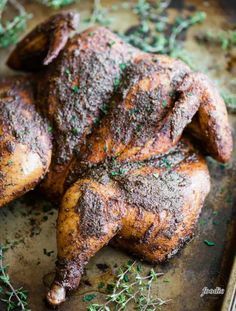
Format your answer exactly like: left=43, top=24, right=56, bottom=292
left=0, top=11, right=232, bottom=306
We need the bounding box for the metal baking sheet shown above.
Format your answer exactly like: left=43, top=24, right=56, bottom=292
left=0, top=1, right=235, bottom=310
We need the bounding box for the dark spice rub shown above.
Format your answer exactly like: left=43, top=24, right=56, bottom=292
left=37, top=26, right=142, bottom=199
left=0, top=77, right=51, bottom=163
left=0, top=76, right=51, bottom=207
left=51, top=137, right=210, bottom=300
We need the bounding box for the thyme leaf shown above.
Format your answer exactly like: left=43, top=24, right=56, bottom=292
left=0, top=245, right=30, bottom=310
left=87, top=261, right=169, bottom=311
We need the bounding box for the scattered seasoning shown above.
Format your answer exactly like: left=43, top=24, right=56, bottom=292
left=114, top=76, right=121, bottom=90
left=226, top=195, right=233, bottom=204
left=110, top=168, right=128, bottom=176
left=162, top=99, right=167, bottom=108
left=72, top=85, right=79, bottom=93
left=98, top=282, right=105, bottom=289
left=213, top=220, right=220, bottom=225
left=153, top=173, right=159, bottom=179
left=71, top=115, right=77, bottom=121
left=96, top=263, right=109, bottom=272
left=123, top=274, right=129, bottom=282
left=43, top=249, right=54, bottom=257
left=136, top=124, right=142, bottom=132
left=204, top=240, right=215, bottom=247
left=129, top=107, right=139, bottom=114
left=169, top=90, right=175, bottom=98
left=199, top=219, right=207, bottom=225
left=119, top=63, right=127, bottom=71
left=72, top=128, right=79, bottom=135
left=108, top=40, right=116, bottom=47
left=65, top=68, right=71, bottom=76
left=100, top=104, right=108, bottom=115
left=43, top=215, right=48, bottom=221
left=161, top=157, right=171, bottom=168
left=106, top=283, right=115, bottom=293
left=48, top=125, right=53, bottom=133
left=65, top=68, right=72, bottom=81
left=83, top=294, right=96, bottom=302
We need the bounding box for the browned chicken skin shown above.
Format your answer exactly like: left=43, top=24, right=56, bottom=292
left=1, top=12, right=233, bottom=306
left=47, top=138, right=210, bottom=305
left=0, top=77, right=51, bottom=207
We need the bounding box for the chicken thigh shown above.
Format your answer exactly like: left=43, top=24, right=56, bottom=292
left=47, top=138, right=210, bottom=305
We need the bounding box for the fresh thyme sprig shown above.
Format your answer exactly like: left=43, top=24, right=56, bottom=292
left=221, top=90, right=236, bottom=112
left=196, top=29, right=236, bottom=50
left=87, top=261, right=169, bottom=311
left=84, top=0, right=112, bottom=26
left=0, top=0, right=76, bottom=48
left=0, top=245, right=30, bottom=311
left=36, top=0, right=75, bottom=9
left=126, top=1, right=206, bottom=56
left=86, top=0, right=206, bottom=68
left=0, top=0, right=31, bottom=48
left=168, top=12, right=206, bottom=53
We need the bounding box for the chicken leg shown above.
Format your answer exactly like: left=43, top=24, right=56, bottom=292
left=47, top=139, right=210, bottom=305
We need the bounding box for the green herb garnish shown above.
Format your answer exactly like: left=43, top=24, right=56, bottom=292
left=43, top=248, right=54, bottom=256
left=0, top=245, right=30, bottom=310
left=72, top=127, right=79, bottom=135
left=0, top=1, right=31, bottom=48
left=48, top=125, right=53, bottom=133
left=153, top=173, right=159, bottom=179
left=197, top=29, right=236, bottom=50
left=37, top=0, right=75, bottom=9
left=204, top=240, right=215, bottom=247
left=108, top=40, right=116, bottom=47
left=114, top=77, right=121, bottom=90
left=87, top=261, right=169, bottom=311
left=110, top=168, right=127, bottom=177
left=83, top=294, right=96, bottom=302
left=119, top=63, right=127, bottom=71
left=162, top=99, right=167, bottom=107
left=98, top=282, right=105, bottom=289
left=72, top=85, right=80, bottom=93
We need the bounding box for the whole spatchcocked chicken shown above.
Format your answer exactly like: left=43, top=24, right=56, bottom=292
left=0, top=11, right=233, bottom=306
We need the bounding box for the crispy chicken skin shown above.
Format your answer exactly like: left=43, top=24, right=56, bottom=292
left=1, top=12, right=233, bottom=306
left=36, top=26, right=142, bottom=199
left=47, top=139, right=210, bottom=305
left=0, top=77, right=51, bottom=207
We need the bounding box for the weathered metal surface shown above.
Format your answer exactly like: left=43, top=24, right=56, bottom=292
left=0, top=1, right=235, bottom=311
